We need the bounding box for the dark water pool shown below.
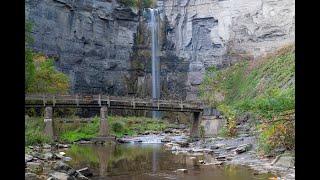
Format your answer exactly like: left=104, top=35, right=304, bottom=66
left=66, top=143, right=274, bottom=180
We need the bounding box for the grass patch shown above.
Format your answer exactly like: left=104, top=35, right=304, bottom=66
left=59, top=116, right=169, bottom=143
left=25, top=116, right=52, bottom=146
left=199, top=44, right=295, bottom=154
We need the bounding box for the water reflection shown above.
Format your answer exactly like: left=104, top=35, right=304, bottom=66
left=66, top=144, right=274, bottom=180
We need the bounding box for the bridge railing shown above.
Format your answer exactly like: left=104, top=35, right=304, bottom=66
left=25, top=94, right=204, bottom=110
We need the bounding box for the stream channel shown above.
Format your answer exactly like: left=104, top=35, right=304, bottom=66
left=65, top=135, right=275, bottom=180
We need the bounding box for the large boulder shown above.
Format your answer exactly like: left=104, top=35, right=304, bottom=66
left=53, top=161, right=76, bottom=176
left=53, top=161, right=89, bottom=179
left=234, top=143, right=253, bottom=154
left=272, top=154, right=295, bottom=168
left=48, top=171, right=74, bottom=180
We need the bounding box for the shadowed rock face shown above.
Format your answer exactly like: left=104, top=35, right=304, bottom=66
left=26, top=0, right=139, bottom=95
left=26, top=0, right=295, bottom=100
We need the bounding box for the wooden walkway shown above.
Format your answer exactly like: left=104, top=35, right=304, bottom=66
left=25, top=94, right=204, bottom=112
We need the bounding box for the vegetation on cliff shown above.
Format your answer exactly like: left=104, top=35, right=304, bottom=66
left=199, top=45, right=295, bottom=155
left=118, top=0, right=155, bottom=8
left=25, top=21, right=70, bottom=94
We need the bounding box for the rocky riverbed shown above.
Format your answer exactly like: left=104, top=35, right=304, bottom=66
left=116, top=126, right=295, bottom=179
left=25, top=143, right=93, bottom=180
left=25, top=125, right=294, bottom=180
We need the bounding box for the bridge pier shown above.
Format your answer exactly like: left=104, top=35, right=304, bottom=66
left=99, top=106, right=109, bottom=137
left=44, top=106, right=54, bottom=139
left=190, top=112, right=201, bottom=140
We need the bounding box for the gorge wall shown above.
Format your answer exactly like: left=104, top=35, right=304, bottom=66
left=26, top=0, right=295, bottom=100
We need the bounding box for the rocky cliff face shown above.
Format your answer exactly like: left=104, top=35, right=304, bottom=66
left=26, top=0, right=139, bottom=95
left=26, top=0, right=295, bottom=100
left=159, top=0, right=295, bottom=100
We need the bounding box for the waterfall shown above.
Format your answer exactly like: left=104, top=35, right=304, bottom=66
left=150, top=8, right=161, bottom=119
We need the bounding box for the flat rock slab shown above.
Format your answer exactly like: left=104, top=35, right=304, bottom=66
left=48, top=172, right=72, bottom=180
left=273, top=155, right=295, bottom=168
left=25, top=172, right=39, bottom=180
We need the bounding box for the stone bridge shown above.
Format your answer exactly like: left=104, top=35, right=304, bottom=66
left=25, top=94, right=205, bottom=140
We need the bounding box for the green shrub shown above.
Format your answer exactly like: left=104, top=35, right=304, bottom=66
left=117, top=0, right=155, bottom=8
left=199, top=45, right=295, bottom=154
left=25, top=20, right=70, bottom=94
left=111, top=121, right=125, bottom=133
left=25, top=117, right=52, bottom=146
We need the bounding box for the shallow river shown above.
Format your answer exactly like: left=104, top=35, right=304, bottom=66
left=66, top=143, right=274, bottom=180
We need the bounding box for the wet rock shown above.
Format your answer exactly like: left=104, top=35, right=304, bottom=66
left=26, top=162, right=43, bottom=174
left=25, top=172, right=39, bottom=180
left=77, top=167, right=93, bottom=177
left=176, top=141, right=189, bottom=148
left=133, top=139, right=142, bottom=143
left=234, top=144, right=253, bottom=154
left=176, top=169, right=188, bottom=173
left=53, top=161, right=76, bottom=175
left=59, top=152, right=66, bottom=156
left=25, top=154, right=33, bottom=163
left=161, top=136, right=172, bottom=143
left=164, top=129, right=173, bottom=133
left=117, top=138, right=131, bottom=143
left=57, top=144, right=69, bottom=148
left=48, top=171, right=73, bottom=180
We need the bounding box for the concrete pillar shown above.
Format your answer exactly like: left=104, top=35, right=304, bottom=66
left=190, top=112, right=201, bottom=139
left=44, top=106, right=54, bottom=139
left=99, top=106, right=109, bottom=137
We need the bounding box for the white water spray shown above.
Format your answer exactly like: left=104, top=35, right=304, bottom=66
left=150, top=8, right=161, bottom=119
